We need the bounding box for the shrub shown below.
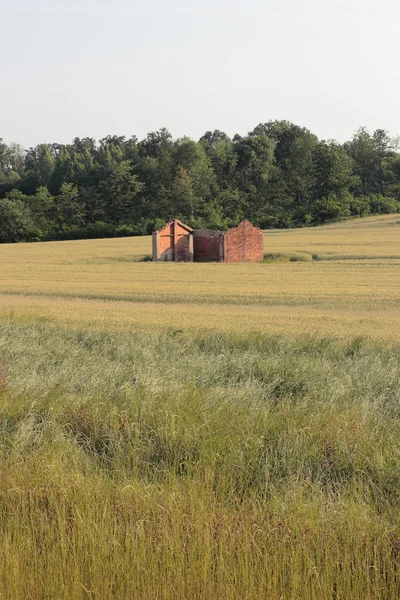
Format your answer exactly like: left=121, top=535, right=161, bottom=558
left=367, top=194, right=400, bottom=214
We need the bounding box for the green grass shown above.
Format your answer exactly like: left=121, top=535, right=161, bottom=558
left=264, top=251, right=313, bottom=262
left=0, top=319, right=400, bottom=598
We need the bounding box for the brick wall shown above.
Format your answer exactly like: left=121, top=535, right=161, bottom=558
left=158, top=221, right=174, bottom=260
left=223, top=220, right=264, bottom=263
left=193, top=230, right=224, bottom=262
left=153, top=219, right=263, bottom=263
left=153, top=220, right=193, bottom=261
left=175, top=230, right=193, bottom=261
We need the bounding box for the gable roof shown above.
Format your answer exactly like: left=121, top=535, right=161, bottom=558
left=155, top=219, right=193, bottom=234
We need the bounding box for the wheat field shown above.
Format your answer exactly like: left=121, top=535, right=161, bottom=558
left=0, top=214, right=400, bottom=341
left=1, top=215, right=400, bottom=599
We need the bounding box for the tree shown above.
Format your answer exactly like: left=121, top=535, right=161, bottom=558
left=20, top=186, right=55, bottom=238
left=172, top=167, right=196, bottom=217
left=0, top=121, right=399, bottom=242
left=248, top=121, right=318, bottom=225
left=199, top=130, right=237, bottom=190
left=284, top=134, right=316, bottom=205
left=345, top=127, right=377, bottom=196
left=100, top=161, right=144, bottom=222
left=309, top=141, right=357, bottom=223
left=312, top=141, right=355, bottom=201
left=233, top=133, right=275, bottom=222
left=21, top=144, right=55, bottom=194
left=384, top=154, right=400, bottom=199
left=252, top=120, right=313, bottom=168
left=7, top=143, right=24, bottom=176
left=0, top=199, right=36, bottom=243
left=171, top=138, right=216, bottom=217
left=135, top=130, right=174, bottom=220
left=373, top=129, right=398, bottom=196
left=0, top=139, right=22, bottom=194
left=216, top=187, right=246, bottom=224
left=55, top=183, right=85, bottom=230
left=345, top=127, right=399, bottom=197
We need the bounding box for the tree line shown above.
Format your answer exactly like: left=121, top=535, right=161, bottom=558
left=0, top=121, right=399, bottom=243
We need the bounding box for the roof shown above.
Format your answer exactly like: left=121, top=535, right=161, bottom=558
left=155, top=219, right=194, bottom=233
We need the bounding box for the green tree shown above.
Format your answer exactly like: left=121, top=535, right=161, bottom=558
left=312, top=141, right=355, bottom=201
left=55, top=183, right=85, bottom=230
left=199, top=130, right=237, bottom=190
left=171, top=138, right=216, bottom=217
left=0, top=139, right=21, bottom=194
left=233, top=133, right=275, bottom=221
left=21, top=144, right=55, bottom=194
left=345, top=127, right=377, bottom=196
left=21, top=187, right=56, bottom=238
left=172, top=167, right=196, bottom=217
left=373, top=129, right=398, bottom=196
left=136, top=130, right=174, bottom=219
left=345, top=127, right=399, bottom=197
left=100, top=161, right=144, bottom=222
left=216, top=187, right=245, bottom=224
left=0, top=198, right=36, bottom=243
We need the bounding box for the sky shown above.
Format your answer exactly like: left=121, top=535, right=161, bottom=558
left=1, top=0, right=399, bottom=148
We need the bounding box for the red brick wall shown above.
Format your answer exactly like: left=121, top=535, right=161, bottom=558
left=153, top=220, right=263, bottom=263
left=223, top=220, right=264, bottom=263
left=158, top=221, right=174, bottom=260
left=153, top=220, right=193, bottom=261
left=193, top=230, right=224, bottom=262
left=175, top=230, right=193, bottom=261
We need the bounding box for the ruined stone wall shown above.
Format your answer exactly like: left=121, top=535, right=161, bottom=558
left=223, top=220, right=264, bottom=263
left=193, top=230, right=224, bottom=262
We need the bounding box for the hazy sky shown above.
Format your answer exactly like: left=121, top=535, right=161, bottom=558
left=1, top=0, right=399, bottom=147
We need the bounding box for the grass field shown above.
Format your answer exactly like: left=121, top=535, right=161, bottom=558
left=1, top=215, right=400, bottom=599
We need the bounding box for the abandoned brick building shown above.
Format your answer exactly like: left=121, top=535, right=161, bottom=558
left=152, top=219, right=264, bottom=263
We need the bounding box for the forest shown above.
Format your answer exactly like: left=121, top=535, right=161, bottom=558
left=0, top=121, right=399, bottom=242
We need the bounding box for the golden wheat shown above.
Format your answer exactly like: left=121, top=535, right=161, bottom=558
left=0, top=214, right=399, bottom=340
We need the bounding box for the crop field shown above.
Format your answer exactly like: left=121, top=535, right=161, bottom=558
left=0, top=214, right=400, bottom=599
left=1, top=213, right=400, bottom=341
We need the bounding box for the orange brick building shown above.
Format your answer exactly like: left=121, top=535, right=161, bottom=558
left=152, top=219, right=194, bottom=262
left=152, top=219, right=264, bottom=263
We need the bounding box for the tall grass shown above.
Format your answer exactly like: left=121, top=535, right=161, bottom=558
left=0, top=320, right=400, bottom=598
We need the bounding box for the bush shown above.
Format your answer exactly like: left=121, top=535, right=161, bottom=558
left=367, top=194, right=400, bottom=214
left=85, top=222, right=116, bottom=239
left=311, top=193, right=352, bottom=224
left=349, top=196, right=371, bottom=217
left=115, top=224, right=137, bottom=237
